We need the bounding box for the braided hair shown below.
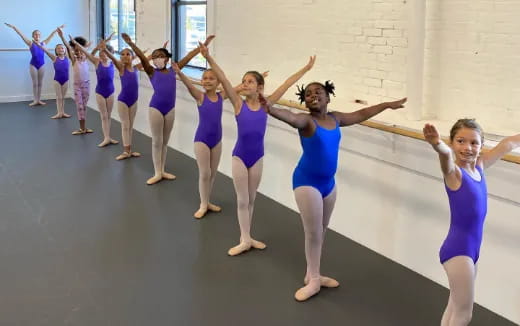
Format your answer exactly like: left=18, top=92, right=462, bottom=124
left=295, top=81, right=335, bottom=104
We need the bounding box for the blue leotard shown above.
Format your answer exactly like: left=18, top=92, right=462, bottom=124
left=30, top=42, right=45, bottom=69
left=292, top=113, right=341, bottom=198
left=53, top=57, right=69, bottom=85
left=439, top=166, right=487, bottom=264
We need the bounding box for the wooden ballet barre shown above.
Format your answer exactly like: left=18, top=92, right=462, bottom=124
left=184, top=77, right=520, bottom=165
left=0, top=48, right=29, bottom=51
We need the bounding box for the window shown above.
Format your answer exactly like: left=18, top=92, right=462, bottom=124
left=172, top=0, right=207, bottom=69
left=99, top=0, right=136, bottom=52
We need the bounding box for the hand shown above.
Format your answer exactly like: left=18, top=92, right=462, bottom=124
left=57, top=27, right=64, bottom=37
left=171, top=62, right=180, bottom=73
left=98, top=40, right=107, bottom=51
left=259, top=94, right=271, bottom=113
left=198, top=42, right=209, bottom=58
left=304, top=55, right=316, bottom=71
left=105, top=32, right=115, bottom=41
left=387, top=97, right=407, bottom=110
left=162, top=40, right=169, bottom=48
left=121, top=33, right=132, bottom=44
left=262, top=70, right=269, bottom=78
left=423, top=123, right=441, bottom=146
left=68, top=34, right=75, bottom=43
left=58, top=24, right=66, bottom=29
left=203, top=34, right=215, bottom=46
left=5, top=23, right=14, bottom=29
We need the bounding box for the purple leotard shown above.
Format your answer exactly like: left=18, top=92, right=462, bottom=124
left=149, top=68, right=176, bottom=115
left=232, top=102, right=267, bottom=168
left=117, top=68, right=139, bottom=107
left=439, top=166, right=487, bottom=264
left=29, top=42, right=45, bottom=69
left=53, top=57, right=69, bottom=85
left=194, top=93, right=223, bottom=149
left=95, top=61, right=115, bottom=98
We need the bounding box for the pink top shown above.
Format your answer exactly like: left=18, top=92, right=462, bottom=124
left=73, top=59, right=89, bottom=83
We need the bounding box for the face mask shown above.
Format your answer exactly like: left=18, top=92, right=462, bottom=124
left=153, top=58, right=166, bottom=69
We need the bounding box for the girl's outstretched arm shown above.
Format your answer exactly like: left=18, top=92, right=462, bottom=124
left=122, top=33, right=153, bottom=76
left=42, top=24, right=65, bottom=44
left=264, top=101, right=310, bottom=129
left=423, top=123, right=459, bottom=187
left=178, top=35, right=215, bottom=69
left=5, top=23, right=31, bottom=47
left=479, top=134, right=520, bottom=169
left=172, top=63, right=204, bottom=104
left=57, top=28, right=75, bottom=64
left=34, top=43, right=56, bottom=62
left=266, top=56, right=315, bottom=105
left=91, top=32, right=115, bottom=56
left=333, top=98, right=407, bottom=127
left=198, top=42, right=242, bottom=113
left=70, top=36, right=99, bottom=65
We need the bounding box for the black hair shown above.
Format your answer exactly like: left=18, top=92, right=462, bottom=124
left=295, top=81, right=335, bottom=104
left=69, top=36, right=87, bottom=48
left=243, top=71, right=265, bottom=86
left=152, top=48, right=172, bottom=58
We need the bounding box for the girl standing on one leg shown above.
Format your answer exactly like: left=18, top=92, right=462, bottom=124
left=36, top=42, right=71, bottom=119
left=70, top=34, right=119, bottom=147
left=423, top=120, right=520, bottom=326
left=5, top=23, right=64, bottom=106
left=57, top=28, right=92, bottom=135
left=199, top=43, right=316, bottom=256
left=121, top=33, right=215, bottom=185
left=267, top=81, right=406, bottom=301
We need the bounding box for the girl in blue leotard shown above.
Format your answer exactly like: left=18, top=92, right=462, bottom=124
left=424, top=120, right=520, bottom=326
left=37, top=43, right=71, bottom=119
left=199, top=43, right=316, bottom=256
left=5, top=23, right=64, bottom=106
left=267, top=81, right=406, bottom=301
left=122, top=33, right=215, bottom=185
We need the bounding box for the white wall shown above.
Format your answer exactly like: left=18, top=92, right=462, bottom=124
left=0, top=0, right=90, bottom=102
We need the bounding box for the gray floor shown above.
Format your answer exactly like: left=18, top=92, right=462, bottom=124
left=0, top=100, right=516, bottom=326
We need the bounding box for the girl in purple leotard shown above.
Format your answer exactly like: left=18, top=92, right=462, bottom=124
left=71, top=33, right=120, bottom=147
left=5, top=23, right=64, bottom=107
left=121, top=33, right=215, bottom=185
left=199, top=43, right=315, bottom=256
left=37, top=43, right=71, bottom=119
left=424, top=120, right=520, bottom=326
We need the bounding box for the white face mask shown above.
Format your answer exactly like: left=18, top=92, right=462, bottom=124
left=153, top=58, right=166, bottom=69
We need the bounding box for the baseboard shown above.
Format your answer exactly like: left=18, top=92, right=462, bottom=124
left=0, top=94, right=72, bottom=103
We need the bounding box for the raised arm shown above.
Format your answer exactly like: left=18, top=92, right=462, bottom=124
left=333, top=98, right=406, bottom=127
left=5, top=23, right=31, bottom=47
left=266, top=56, right=315, bottom=105
left=91, top=32, right=114, bottom=56
left=178, top=35, right=215, bottom=69
left=70, top=35, right=99, bottom=65
left=34, top=43, right=56, bottom=61
left=199, top=42, right=242, bottom=111
left=423, top=124, right=458, bottom=184
left=42, top=24, right=65, bottom=44
left=122, top=33, right=153, bottom=76
left=57, top=28, right=75, bottom=64
left=101, top=47, right=123, bottom=71
left=172, top=63, right=204, bottom=104
left=479, top=134, right=520, bottom=169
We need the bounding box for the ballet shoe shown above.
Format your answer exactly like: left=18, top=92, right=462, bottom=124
left=110, top=139, right=119, bottom=144
left=63, top=113, right=71, bottom=118
left=131, top=152, right=141, bottom=157
left=295, top=278, right=321, bottom=302
left=38, top=101, right=46, bottom=105
left=116, top=152, right=131, bottom=160
left=304, top=275, right=340, bottom=288
left=29, top=101, right=38, bottom=107
left=146, top=175, right=163, bottom=185
left=72, top=129, right=85, bottom=135
left=194, top=207, right=207, bottom=219
left=207, top=203, right=221, bottom=212
left=98, top=139, right=111, bottom=147
left=228, top=242, right=252, bottom=256
left=162, top=172, right=176, bottom=180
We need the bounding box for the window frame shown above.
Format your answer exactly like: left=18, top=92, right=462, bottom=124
left=97, top=0, right=137, bottom=53
left=171, top=0, right=208, bottom=71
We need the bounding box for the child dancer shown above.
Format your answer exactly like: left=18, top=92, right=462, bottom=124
left=423, top=120, right=520, bottom=326
left=37, top=42, right=71, bottom=119
left=57, top=28, right=92, bottom=135
left=267, top=80, right=406, bottom=301
left=101, top=41, right=142, bottom=160
left=121, top=33, right=215, bottom=185
left=5, top=23, right=64, bottom=106
left=70, top=35, right=119, bottom=146
left=198, top=43, right=316, bottom=256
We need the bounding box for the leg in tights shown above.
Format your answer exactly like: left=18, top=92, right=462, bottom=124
left=36, top=67, right=45, bottom=105
left=160, top=109, right=176, bottom=180
left=116, top=101, right=139, bottom=160
left=194, top=142, right=223, bottom=218
left=440, top=256, right=475, bottom=326
left=29, top=65, right=45, bottom=106
left=147, top=108, right=175, bottom=185
left=52, top=81, right=70, bottom=119
left=97, top=94, right=118, bottom=147
left=228, top=157, right=266, bottom=256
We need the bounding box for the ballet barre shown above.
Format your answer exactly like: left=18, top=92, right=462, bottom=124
left=0, top=48, right=29, bottom=51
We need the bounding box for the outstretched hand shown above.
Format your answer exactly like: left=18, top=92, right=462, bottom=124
left=162, top=40, right=169, bottom=48
left=105, top=32, right=115, bottom=41
left=58, top=24, right=66, bottom=29
left=57, top=27, right=64, bottom=37
left=387, top=97, right=407, bottom=110
left=5, top=23, right=14, bottom=29
left=198, top=42, right=209, bottom=58
left=423, top=123, right=441, bottom=145
left=304, top=55, right=316, bottom=71
left=262, top=70, right=270, bottom=78
left=203, top=34, right=215, bottom=46
left=121, top=33, right=132, bottom=44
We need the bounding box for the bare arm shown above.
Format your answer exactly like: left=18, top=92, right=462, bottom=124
left=423, top=124, right=459, bottom=188
left=267, top=104, right=311, bottom=129
left=100, top=46, right=123, bottom=71
left=42, top=24, right=64, bottom=44
left=35, top=43, right=56, bottom=61
left=5, top=23, right=31, bottom=47
left=177, top=35, right=215, bottom=69
left=479, top=134, right=520, bottom=169
left=266, top=56, right=315, bottom=105
left=57, top=28, right=75, bottom=64
left=333, top=98, right=406, bottom=127
left=122, top=33, right=153, bottom=76
left=70, top=36, right=99, bottom=65
left=199, top=43, right=242, bottom=112
left=172, top=63, right=204, bottom=104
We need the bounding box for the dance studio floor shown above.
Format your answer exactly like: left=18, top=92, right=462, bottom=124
left=0, top=100, right=515, bottom=326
